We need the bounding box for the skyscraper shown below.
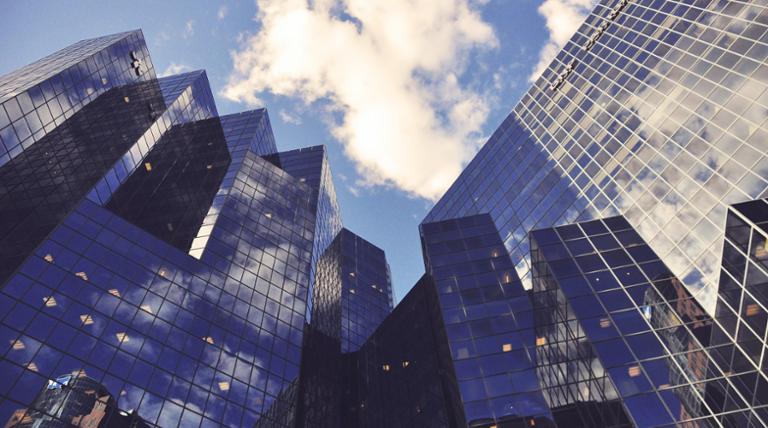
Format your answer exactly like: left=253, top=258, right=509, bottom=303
left=425, top=0, right=768, bottom=314
left=0, top=30, right=354, bottom=428
left=4, top=0, right=768, bottom=425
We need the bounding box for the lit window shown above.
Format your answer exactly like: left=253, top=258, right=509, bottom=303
left=382, top=364, right=390, bottom=372
left=80, top=314, right=94, bottom=325
left=44, top=296, right=57, bottom=307
left=206, top=164, right=213, bottom=170
left=536, top=337, right=546, bottom=346
left=101, top=78, right=108, bottom=85
left=746, top=304, right=760, bottom=317
left=529, top=418, right=536, bottom=427
left=756, top=240, right=768, bottom=259
left=44, top=254, right=54, bottom=263
left=491, top=250, right=499, bottom=258
left=158, top=268, right=169, bottom=278
left=350, top=289, right=356, bottom=294
left=116, top=333, right=129, bottom=343
left=144, top=162, right=152, bottom=172
left=27, top=362, right=38, bottom=372
left=264, top=213, right=272, bottom=219
left=203, top=336, right=215, bottom=344
left=124, top=96, right=130, bottom=103
left=503, top=273, right=512, bottom=284
left=402, top=361, right=410, bottom=368
left=218, top=381, right=230, bottom=391
left=11, top=340, right=25, bottom=350
left=299, top=178, right=306, bottom=182
left=140, top=305, right=153, bottom=314
left=75, top=272, right=88, bottom=281
left=502, top=343, right=512, bottom=352
left=628, top=366, right=641, bottom=377
left=599, top=318, right=611, bottom=328
left=349, top=272, right=356, bottom=277
left=109, top=289, right=121, bottom=297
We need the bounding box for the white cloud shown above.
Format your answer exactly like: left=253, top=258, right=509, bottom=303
left=528, top=0, right=596, bottom=82
left=160, top=63, right=193, bottom=77
left=183, top=20, right=195, bottom=39
left=218, top=5, right=228, bottom=20
left=223, top=0, right=497, bottom=201
left=278, top=109, right=303, bottom=125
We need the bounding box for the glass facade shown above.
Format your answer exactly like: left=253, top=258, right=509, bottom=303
left=425, top=0, right=768, bottom=314
left=311, top=228, right=393, bottom=353
left=0, top=31, right=345, bottom=428
left=262, top=146, right=344, bottom=322
left=530, top=214, right=768, bottom=427
left=420, top=214, right=553, bottom=426
left=5, top=0, right=768, bottom=424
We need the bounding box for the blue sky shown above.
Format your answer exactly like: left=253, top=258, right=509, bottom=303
left=0, top=0, right=593, bottom=301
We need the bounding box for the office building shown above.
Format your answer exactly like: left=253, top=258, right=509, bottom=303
left=0, top=30, right=347, bottom=428
left=425, top=0, right=768, bottom=314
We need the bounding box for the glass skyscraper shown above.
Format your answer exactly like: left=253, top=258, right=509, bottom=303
left=426, top=0, right=768, bottom=314
left=3, top=0, right=768, bottom=426
left=0, top=30, right=360, bottom=428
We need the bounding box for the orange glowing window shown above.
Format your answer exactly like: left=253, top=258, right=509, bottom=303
left=746, top=304, right=761, bottom=317
left=502, top=343, right=512, bottom=352
left=628, top=366, right=641, bottom=377
left=536, top=337, right=547, bottom=346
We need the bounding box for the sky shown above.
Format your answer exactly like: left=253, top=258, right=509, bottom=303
left=0, top=0, right=595, bottom=302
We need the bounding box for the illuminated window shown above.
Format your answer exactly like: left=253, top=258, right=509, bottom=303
left=140, top=305, right=153, bottom=314
left=43, top=254, right=54, bottom=263
left=264, top=213, right=272, bottom=219
left=491, top=250, right=500, bottom=258
left=203, top=336, right=215, bottom=344
left=109, top=289, right=121, bottom=297
left=80, top=314, right=94, bottom=325
left=218, top=381, right=230, bottom=391
left=144, top=162, right=152, bottom=172
left=116, top=333, right=129, bottom=343
left=502, top=343, right=512, bottom=352
left=628, top=366, right=641, bottom=377
left=101, top=78, right=108, bottom=85
left=599, top=318, right=611, bottom=328
left=349, top=272, right=356, bottom=277
left=299, top=178, right=306, bottom=182
left=206, top=164, right=213, bottom=170
left=124, top=96, right=130, bottom=103
left=158, top=268, right=169, bottom=278
left=11, top=340, right=25, bottom=350
left=756, top=239, right=768, bottom=259
left=536, top=337, right=546, bottom=346
left=350, top=289, right=356, bottom=294
left=75, top=272, right=88, bottom=281
left=44, top=296, right=57, bottom=307
left=402, top=361, right=410, bottom=368
left=746, top=304, right=761, bottom=317
left=27, top=362, right=38, bottom=372
left=382, top=364, right=390, bottom=372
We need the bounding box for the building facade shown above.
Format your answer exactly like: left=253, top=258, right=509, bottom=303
left=425, top=0, right=768, bottom=314
left=0, top=30, right=350, bottom=428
